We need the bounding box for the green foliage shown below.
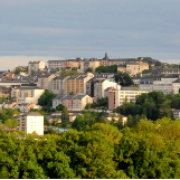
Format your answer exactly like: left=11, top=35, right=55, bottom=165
left=14, top=67, right=25, bottom=74
left=61, top=106, right=69, bottom=127
left=0, top=109, right=20, bottom=123
left=60, top=68, right=78, bottom=76
left=85, top=97, right=108, bottom=110
left=38, top=89, right=56, bottom=111
left=114, top=72, right=134, bottom=86
left=55, top=104, right=65, bottom=111
left=85, top=67, right=93, bottom=73
left=1, top=119, right=180, bottom=178
left=95, top=65, right=117, bottom=73
left=4, top=118, right=19, bottom=134
left=116, top=91, right=180, bottom=124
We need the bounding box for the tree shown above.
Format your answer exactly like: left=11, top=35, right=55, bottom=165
left=61, top=106, right=69, bottom=128
left=114, top=72, right=134, bottom=86
left=38, top=90, right=56, bottom=111
left=56, top=104, right=65, bottom=111
left=4, top=118, right=19, bottom=134
left=95, top=65, right=117, bottom=73
left=72, top=115, right=86, bottom=131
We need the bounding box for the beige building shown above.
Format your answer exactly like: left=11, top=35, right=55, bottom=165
left=28, top=61, right=46, bottom=75
left=20, top=112, right=44, bottom=135
left=65, top=75, right=93, bottom=95
left=118, top=61, right=149, bottom=76
left=50, top=76, right=69, bottom=95
left=37, top=74, right=56, bottom=90
left=11, top=86, right=45, bottom=104
left=52, top=94, right=93, bottom=111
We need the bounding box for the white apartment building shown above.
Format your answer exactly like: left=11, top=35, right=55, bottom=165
left=20, top=112, right=44, bottom=135
left=94, top=79, right=117, bottom=100
left=28, top=61, right=46, bottom=75
left=11, top=86, right=45, bottom=104
left=37, top=74, right=56, bottom=90
left=108, top=85, right=148, bottom=110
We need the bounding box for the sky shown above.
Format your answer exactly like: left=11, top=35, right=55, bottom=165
left=0, top=0, right=180, bottom=70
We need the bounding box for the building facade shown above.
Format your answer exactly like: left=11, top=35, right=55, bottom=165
left=108, top=85, right=148, bottom=110
left=28, top=61, right=46, bottom=75
left=20, top=112, right=44, bottom=135
left=11, top=86, right=44, bottom=104
left=52, top=94, right=93, bottom=111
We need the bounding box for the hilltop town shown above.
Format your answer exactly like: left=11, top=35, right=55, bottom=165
left=0, top=53, right=180, bottom=135
left=1, top=53, right=180, bottom=178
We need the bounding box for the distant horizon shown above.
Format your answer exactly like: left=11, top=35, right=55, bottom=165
left=0, top=55, right=179, bottom=70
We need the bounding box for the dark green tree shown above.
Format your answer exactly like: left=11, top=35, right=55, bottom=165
left=114, top=72, right=134, bottom=86
left=38, top=90, right=56, bottom=111
left=61, top=106, right=69, bottom=127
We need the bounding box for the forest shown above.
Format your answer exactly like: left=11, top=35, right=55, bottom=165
left=0, top=118, right=180, bottom=179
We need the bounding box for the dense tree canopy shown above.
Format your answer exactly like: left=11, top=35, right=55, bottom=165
left=0, top=119, right=180, bottom=178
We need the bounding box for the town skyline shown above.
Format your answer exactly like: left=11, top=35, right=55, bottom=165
left=1, top=0, right=180, bottom=69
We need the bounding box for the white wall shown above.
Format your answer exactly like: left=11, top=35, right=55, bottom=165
left=26, top=115, right=44, bottom=135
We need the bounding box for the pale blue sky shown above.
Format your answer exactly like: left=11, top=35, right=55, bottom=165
left=0, top=0, right=180, bottom=69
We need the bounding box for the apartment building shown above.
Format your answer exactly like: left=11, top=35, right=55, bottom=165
left=94, top=79, right=118, bottom=100
left=28, top=61, right=46, bottom=75
left=20, top=112, right=44, bottom=135
left=37, top=74, right=56, bottom=90
left=50, top=76, right=69, bottom=95
left=11, top=86, right=44, bottom=104
left=48, top=59, right=80, bottom=70
left=52, top=94, right=93, bottom=111
left=108, top=85, right=148, bottom=110
left=65, top=75, right=93, bottom=95
left=47, top=60, right=66, bottom=70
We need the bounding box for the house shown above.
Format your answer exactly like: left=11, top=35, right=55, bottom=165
left=19, top=103, right=42, bottom=113
left=3, top=102, right=19, bottom=109
left=52, top=94, right=93, bottom=111
left=11, top=86, right=45, bottom=104
left=20, top=112, right=44, bottom=135
left=47, top=112, right=82, bottom=124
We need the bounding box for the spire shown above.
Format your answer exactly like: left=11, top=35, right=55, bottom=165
left=103, top=52, right=109, bottom=60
